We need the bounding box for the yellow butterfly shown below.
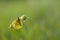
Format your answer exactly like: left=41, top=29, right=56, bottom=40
left=9, top=15, right=27, bottom=29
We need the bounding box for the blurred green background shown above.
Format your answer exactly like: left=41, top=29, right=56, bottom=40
left=0, top=0, right=60, bottom=40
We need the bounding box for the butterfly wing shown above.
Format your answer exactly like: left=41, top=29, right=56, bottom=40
left=15, top=18, right=23, bottom=29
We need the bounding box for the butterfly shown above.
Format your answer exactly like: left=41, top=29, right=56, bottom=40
left=9, top=15, right=27, bottom=29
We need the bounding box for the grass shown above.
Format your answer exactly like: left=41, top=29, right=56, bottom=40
left=0, top=0, right=60, bottom=40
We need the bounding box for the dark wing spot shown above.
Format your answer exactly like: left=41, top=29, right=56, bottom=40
left=17, top=17, right=22, bottom=26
